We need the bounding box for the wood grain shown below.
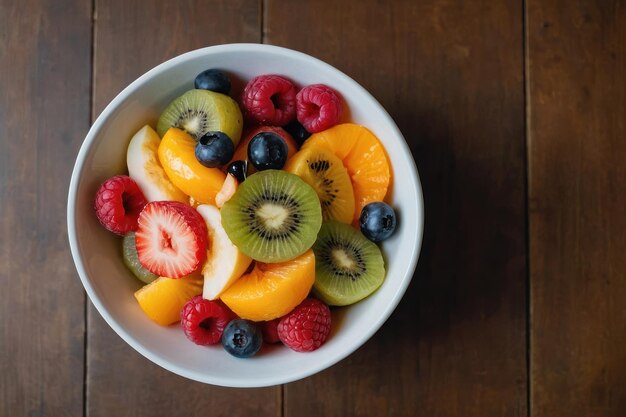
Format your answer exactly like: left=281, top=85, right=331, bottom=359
left=528, top=1, right=626, bottom=416
left=92, top=0, right=261, bottom=115
left=0, top=0, right=91, bottom=416
left=2, top=0, right=624, bottom=415
left=266, top=0, right=527, bottom=415
left=87, top=1, right=278, bottom=416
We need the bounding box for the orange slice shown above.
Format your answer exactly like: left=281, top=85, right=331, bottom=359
left=134, top=273, right=203, bottom=325
left=302, top=123, right=391, bottom=224
left=219, top=250, right=315, bottom=321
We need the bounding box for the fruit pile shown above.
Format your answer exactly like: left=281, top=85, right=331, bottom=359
left=93, top=69, right=397, bottom=358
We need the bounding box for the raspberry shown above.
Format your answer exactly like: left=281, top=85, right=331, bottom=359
left=181, top=296, right=232, bottom=346
left=242, top=74, right=296, bottom=126
left=261, top=318, right=281, bottom=344
left=296, top=84, right=342, bottom=133
left=278, top=298, right=331, bottom=352
left=94, top=175, right=147, bottom=235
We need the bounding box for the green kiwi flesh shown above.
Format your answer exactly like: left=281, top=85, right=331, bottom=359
left=220, top=170, right=322, bottom=263
left=312, top=221, right=385, bottom=306
left=122, top=232, right=158, bottom=284
left=156, top=89, right=242, bottom=145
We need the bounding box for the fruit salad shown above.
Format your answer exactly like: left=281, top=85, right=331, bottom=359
left=93, top=69, right=398, bottom=358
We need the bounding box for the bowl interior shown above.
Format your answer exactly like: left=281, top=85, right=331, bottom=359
left=69, top=44, right=423, bottom=387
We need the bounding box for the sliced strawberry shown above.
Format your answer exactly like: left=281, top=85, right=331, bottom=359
left=135, top=201, right=208, bottom=278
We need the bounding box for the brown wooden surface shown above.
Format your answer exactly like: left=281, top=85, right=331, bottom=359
left=87, top=1, right=278, bottom=417
left=1, top=0, right=625, bottom=416
left=267, top=1, right=528, bottom=415
left=528, top=1, right=626, bottom=416
left=0, top=0, right=91, bottom=416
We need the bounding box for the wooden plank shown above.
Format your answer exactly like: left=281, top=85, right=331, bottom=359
left=92, top=0, right=261, bottom=116
left=266, top=1, right=527, bottom=415
left=87, top=1, right=278, bottom=416
left=528, top=1, right=626, bottom=416
left=0, top=0, right=91, bottom=416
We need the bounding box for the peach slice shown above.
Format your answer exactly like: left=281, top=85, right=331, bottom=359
left=158, top=128, right=226, bottom=205
left=220, top=250, right=315, bottom=321
left=134, top=273, right=203, bottom=325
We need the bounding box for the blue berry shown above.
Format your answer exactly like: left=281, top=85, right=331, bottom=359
left=194, top=69, right=231, bottom=95
left=195, top=131, right=234, bottom=168
left=283, top=120, right=311, bottom=146
left=359, top=202, right=397, bottom=242
left=221, top=319, right=263, bottom=358
left=226, top=160, right=248, bottom=183
left=247, top=132, right=288, bottom=170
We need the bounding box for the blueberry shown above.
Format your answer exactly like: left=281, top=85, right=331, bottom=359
left=283, top=120, right=311, bottom=146
left=195, top=131, right=234, bottom=168
left=194, top=69, right=231, bottom=95
left=359, top=202, right=397, bottom=242
left=221, top=319, right=263, bottom=358
left=226, top=160, right=248, bottom=183
left=247, top=132, right=288, bottom=170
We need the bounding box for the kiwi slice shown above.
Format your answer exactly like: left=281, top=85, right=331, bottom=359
left=156, top=89, right=243, bottom=146
left=312, top=221, right=385, bottom=306
left=122, top=232, right=158, bottom=284
left=285, top=147, right=355, bottom=224
left=221, top=170, right=322, bottom=263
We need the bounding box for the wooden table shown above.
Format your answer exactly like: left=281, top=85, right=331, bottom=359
left=1, top=1, right=624, bottom=416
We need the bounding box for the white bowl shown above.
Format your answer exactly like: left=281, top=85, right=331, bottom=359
left=67, top=44, right=424, bottom=387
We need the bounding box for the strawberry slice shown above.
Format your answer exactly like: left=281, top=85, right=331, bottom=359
left=135, top=201, right=208, bottom=278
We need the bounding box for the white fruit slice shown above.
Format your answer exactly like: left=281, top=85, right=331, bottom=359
left=127, top=125, right=188, bottom=203
left=215, top=174, right=238, bottom=208
left=196, top=204, right=253, bottom=300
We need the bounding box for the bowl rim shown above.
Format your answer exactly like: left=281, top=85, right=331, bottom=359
left=67, top=43, right=424, bottom=387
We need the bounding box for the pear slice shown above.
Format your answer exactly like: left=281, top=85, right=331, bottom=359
left=126, top=125, right=188, bottom=203
left=196, top=204, right=252, bottom=300
left=215, top=173, right=238, bottom=208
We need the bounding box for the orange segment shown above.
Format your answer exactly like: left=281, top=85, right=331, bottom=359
left=158, top=128, right=226, bottom=205
left=302, top=123, right=391, bottom=224
left=219, top=250, right=315, bottom=321
left=134, top=273, right=203, bottom=325
left=229, top=126, right=298, bottom=174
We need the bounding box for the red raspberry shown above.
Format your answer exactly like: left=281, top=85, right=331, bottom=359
left=94, top=175, right=147, bottom=235
left=181, top=296, right=232, bottom=346
left=261, top=318, right=281, bottom=344
left=296, top=84, right=342, bottom=133
left=242, top=75, right=296, bottom=126
left=278, top=298, right=331, bottom=352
